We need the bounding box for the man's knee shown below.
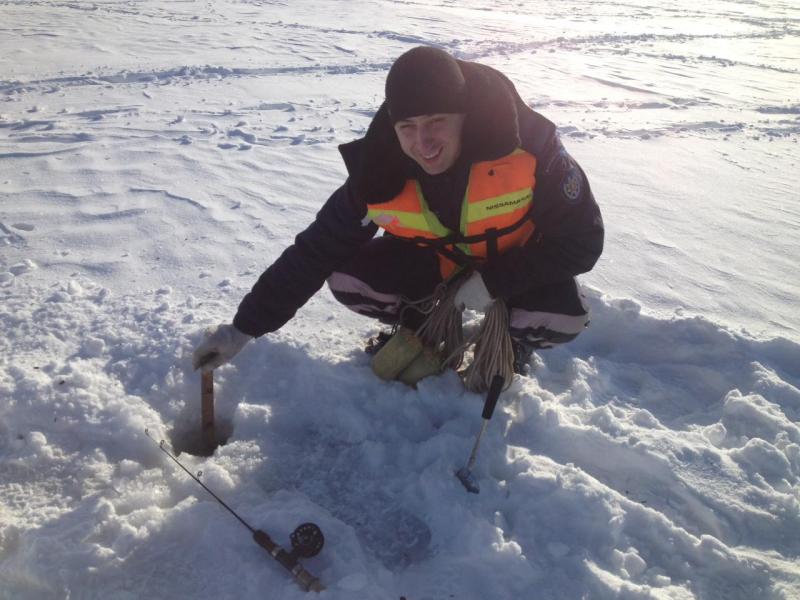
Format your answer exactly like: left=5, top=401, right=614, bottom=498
left=327, top=272, right=402, bottom=322
left=327, top=236, right=442, bottom=326
left=508, top=281, right=591, bottom=349
left=509, top=308, right=590, bottom=348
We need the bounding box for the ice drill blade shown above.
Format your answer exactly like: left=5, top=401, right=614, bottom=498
left=456, top=467, right=480, bottom=494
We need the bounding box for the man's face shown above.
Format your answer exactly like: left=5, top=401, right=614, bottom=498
left=393, top=113, right=466, bottom=175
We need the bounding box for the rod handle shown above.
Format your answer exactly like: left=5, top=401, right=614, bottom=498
left=253, top=530, right=325, bottom=592
left=481, top=375, right=505, bottom=420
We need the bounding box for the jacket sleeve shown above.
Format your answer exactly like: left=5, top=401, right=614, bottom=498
left=479, top=134, right=604, bottom=300
left=233, top=179, right=378, bottom=337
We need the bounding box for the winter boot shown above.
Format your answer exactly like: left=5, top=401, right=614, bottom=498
left=365, top=330, right=393, bottom=355
left=512, top=340, right=534, bottom=375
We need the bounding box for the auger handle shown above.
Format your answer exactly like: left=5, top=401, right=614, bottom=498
left=481, top=375, right=505, bottom=420
left=201, top=370, right=216, bottom=450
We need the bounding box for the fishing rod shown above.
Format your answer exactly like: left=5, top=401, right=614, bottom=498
left=144, top=429, right=325, bottom=592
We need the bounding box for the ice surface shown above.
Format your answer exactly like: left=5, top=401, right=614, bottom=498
left=1, top=1, right=799, bottom=598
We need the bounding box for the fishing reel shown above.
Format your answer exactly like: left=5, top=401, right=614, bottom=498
left=289, top=522, right=325, bottom=559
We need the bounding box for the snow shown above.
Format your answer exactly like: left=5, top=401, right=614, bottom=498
left=1, top=0, right=799, bottom=598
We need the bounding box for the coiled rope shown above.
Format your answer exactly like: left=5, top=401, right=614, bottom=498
left=414, top=281, right=465, bottom=370
left=401, top=274, right=514, bottom=392
left=461, top=300, right=514, bottom=392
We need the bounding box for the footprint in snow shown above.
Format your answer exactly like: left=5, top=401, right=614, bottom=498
left=9, top=260, right=37, bottom=275
left=217, top=142, right=251, bottom=150
left=228, top=128, right=256, bottom=144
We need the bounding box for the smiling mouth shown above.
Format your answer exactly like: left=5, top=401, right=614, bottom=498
left=421, top=147, right=442, bottom=161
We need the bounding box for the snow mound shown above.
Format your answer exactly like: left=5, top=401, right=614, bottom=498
left=1, top=280, right=798, bottom=598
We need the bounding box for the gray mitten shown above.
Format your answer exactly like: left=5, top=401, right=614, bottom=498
left=192, top=323, right=252, bottom=371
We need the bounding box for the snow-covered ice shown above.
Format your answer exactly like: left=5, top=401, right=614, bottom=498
left=1, top=1, right=799, bottom=598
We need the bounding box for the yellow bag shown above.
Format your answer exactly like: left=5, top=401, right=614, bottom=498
left=370, top=327, right=442, bottom=386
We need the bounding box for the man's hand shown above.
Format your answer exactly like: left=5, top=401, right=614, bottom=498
left=192, top=324, right=252, bottom=371
left=454, top=271, right=494, bottom=312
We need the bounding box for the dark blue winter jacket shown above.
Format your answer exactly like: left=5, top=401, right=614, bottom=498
left=233, top=61, right=603, bottom=337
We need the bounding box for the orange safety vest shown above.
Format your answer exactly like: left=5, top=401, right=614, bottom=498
left=366, top=148, right=537, bottom=279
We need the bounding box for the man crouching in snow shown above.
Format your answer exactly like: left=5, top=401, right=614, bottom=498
left=193, top=46, right=604, bottom=380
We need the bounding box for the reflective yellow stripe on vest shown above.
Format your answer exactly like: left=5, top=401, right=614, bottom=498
left=461, top=148, right=536, bottom=260
left=367, top=181, right=451, bottom=240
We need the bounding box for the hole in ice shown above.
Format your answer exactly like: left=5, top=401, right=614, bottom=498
left=168, top=418, right=233, bottom=458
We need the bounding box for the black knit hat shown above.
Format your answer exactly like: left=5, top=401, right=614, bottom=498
left=385, top=47, right=467, bottom=123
